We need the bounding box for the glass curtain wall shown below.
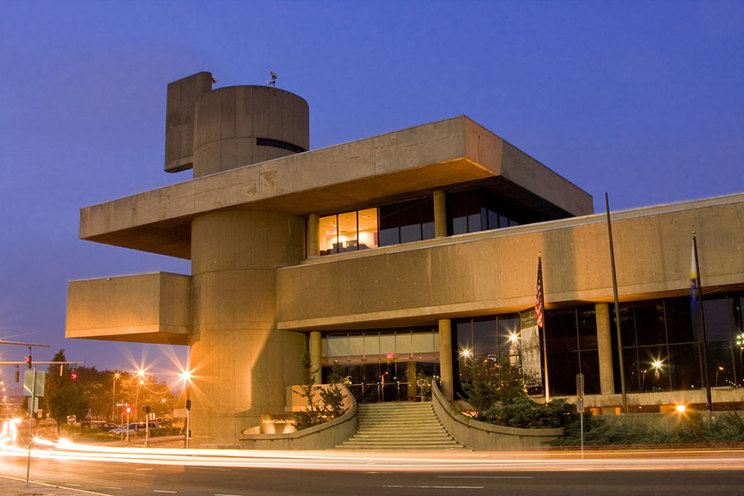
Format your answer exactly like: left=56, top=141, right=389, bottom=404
left=611, top=294, right=744, bottom=394
left=322, top=329, right=440, bottom=403
left=544, top=307, right=600, bottom=395
left=447, top=190, right=519, bottom=235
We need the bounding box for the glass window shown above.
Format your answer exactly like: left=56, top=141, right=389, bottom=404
left=578, top=308, right=598, bottom=350
left=319, top=214, right=338, bottom=253
left=635, top=303, right=666, bottom=346
left=399, top=202, right=422, bottom=243
left=379, top=204, right=400, bottom=246
left=472, top=317, right=499, bottom=358
left=668, top=344, right=701, bottom=390
left=707, top=341, right=735, bottom=387
left=357, top=208, right=378, bottom=249
left=666, top=297, right=696, bottom=343
left=337, top=211, right=358, bottom=252
left=547, top=310, right=577, bottom=353
left=703, top=297, right=734, bottom=341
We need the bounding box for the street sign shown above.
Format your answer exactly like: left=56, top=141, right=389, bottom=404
left=23, top=370, right=45, bottom=397
left=27, top=397, right=39, bottom=413
left=67, top=415, right=76, bottom=424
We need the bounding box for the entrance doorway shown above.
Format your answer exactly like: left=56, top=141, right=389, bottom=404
left=321, top=329, right=440, bottom=403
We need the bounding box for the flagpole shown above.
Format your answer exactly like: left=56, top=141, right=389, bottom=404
left=537, top=254, right=550, bottom=403
left=692, top=233, right=712, bottom=411
left=605, top=193, right=627, bottom=414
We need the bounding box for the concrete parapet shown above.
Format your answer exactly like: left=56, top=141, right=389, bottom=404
left=431, top=381, right=563, bottom=450
left=240, top=385, right=358, bottom=450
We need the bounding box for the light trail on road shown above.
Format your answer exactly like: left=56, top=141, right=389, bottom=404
left=2, top=420, right=743, bottom=473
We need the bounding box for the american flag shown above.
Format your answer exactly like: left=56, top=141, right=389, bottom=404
left=536, top=256, right=544, bottom=328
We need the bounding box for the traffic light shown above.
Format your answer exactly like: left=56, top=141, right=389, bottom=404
left=186, top=399, right=191, bottom=410
left=125, top=405, right=131, bottom=415
left=24, top=356, right=31, bottom=369
left=71, top=371, right=78, bottom=384
left=15, top=367, right=19, bottom=383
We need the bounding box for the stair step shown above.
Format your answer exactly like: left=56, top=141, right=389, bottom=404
left=337, top=401, right=464, bottom=451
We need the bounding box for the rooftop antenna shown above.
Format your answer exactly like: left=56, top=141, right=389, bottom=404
left=266, top=72, right=277, bottom=87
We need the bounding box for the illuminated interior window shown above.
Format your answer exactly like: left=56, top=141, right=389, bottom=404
left=358, top=208, right=378, bottom=249
left=319, top=215, right=338, bottom=253
left=318, top=209, right=379, bottom=255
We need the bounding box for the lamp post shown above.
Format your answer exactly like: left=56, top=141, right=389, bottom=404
left=179, top=369, right=193, bottom=448
left=134, top=369, right=145, bottom=424
left=111, top=372, right=120, bottom=422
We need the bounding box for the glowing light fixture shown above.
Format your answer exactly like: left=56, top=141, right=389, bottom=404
left=676, top=404, right=686, bottom=413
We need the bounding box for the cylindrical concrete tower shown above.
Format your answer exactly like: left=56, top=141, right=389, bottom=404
left=172, top=76, right=311, bottom=445
left=190, top=210, right=305, bottom=445
left=192, top=85, right=309, bottom=177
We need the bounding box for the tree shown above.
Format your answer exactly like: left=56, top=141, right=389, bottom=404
left=43, top=350, right=88, bottom=433
left=293, top=347, right=347, bottom=430
left=460, top=357, right=527, bottom=419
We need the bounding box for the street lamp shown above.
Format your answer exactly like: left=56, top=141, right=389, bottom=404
left=179, top=368, right=193, bottom=448
left=134, top=369, right=146, bottom=423
left=112, top=372, right=120, bottom=422
left=652, top=359, right=663, bottom=380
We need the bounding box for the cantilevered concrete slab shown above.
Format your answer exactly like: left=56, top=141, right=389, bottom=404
left=66, top=272, right=191, bottom=345
left=79, top=116, right=592, bottom=259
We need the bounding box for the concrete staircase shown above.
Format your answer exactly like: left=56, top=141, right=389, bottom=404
left=337, top=402, right=464, bottom=450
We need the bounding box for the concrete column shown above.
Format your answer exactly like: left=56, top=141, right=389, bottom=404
left=595, top=303, right=615, bottom=395
left=438, top=318, right=454, bottom=401
left=433, top=190, right=447, bottom=238
left=406, top=360, right=418, bottom=400
left=189, top=210, right=306, bottom=445
left=306, top=214, right=319, bottom=258
left=309, top=331, right=322, bottom=384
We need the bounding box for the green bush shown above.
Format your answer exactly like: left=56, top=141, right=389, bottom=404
left=550, top=411, right=744, bottom=446
left=483, top=398, right=580, bottom=429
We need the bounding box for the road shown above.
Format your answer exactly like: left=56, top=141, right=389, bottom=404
left=1, top=444, right=744, bottom=496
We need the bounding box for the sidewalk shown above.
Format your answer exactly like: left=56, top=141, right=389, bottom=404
left=0, top=475, right=103, bottom=496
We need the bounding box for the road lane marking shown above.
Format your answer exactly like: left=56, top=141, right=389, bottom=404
left=153, top=491, right=178, bottom=494
left=438, top=475, right=534, bottom=479
left=104, top=487, right=123, bottom=490
left=214, top=493, right=244, bottom=496
left=136, top=468, right=154, bottom=471
left=383, top=485, right=484, bottom=489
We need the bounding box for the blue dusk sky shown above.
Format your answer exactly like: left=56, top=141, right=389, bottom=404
left=1, top=1, right=742, bottom=388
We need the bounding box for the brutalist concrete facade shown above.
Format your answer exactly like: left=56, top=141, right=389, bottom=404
left=67, top=72, right=744, bottom=445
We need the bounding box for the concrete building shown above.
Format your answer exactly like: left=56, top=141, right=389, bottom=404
left=67, top=72, right=744, bottom=446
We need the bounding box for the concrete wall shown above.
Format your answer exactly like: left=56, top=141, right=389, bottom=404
left=277, top=194, right=744, bottom=330
left=193, top=85, right=309, bottom=177
left=189, top=210, right=307, bottom=446
left=556, top=388, right=744, bottom=410
left=431, top=381, right=562, bottom=450
left=165, top=72, right=214, bottom=173
left=66, top=272, right=191, bottom=345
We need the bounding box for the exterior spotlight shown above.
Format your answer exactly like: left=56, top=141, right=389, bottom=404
left=676, top=404, right=686, bottom=413
left=180, top=369, right=193, bottom=383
